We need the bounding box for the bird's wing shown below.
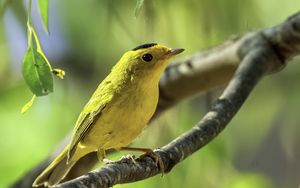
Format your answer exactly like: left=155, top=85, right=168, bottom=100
left=67, top=102, right=107, bottom=162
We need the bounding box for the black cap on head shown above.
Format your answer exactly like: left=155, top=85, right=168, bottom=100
left=132, top=43, right=157, bottom=51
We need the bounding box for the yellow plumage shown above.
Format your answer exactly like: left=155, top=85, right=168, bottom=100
left=33, top=43, right=184, bottom=187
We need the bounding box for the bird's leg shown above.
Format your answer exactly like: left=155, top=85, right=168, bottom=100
left=97, top=149, right=115, bottom=164
left=120, top=147, right=164, bottom=172
left=97, top=149, right=106, bottom=161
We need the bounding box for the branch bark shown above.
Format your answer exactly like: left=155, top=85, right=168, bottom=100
left=10, top=11, right=300, bottom=188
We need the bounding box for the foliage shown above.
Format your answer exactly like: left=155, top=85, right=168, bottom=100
left=0, top=0, right=300, bottom=188
left=134, top=0, right=145, bottom=17
left=21, top=0, right=64, bottom=113
left=37, top=0, right=49, bottom=33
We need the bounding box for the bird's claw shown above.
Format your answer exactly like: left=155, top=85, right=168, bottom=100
left=120, top=154, right=136, bottom=163
left=103, top=158, right=115, bottom=164
left=104, top=154, right=136, bottom=165
left=141, top=150, right=164, bottom=173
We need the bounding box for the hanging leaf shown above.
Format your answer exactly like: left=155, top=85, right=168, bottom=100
left=22, top=47, right=53, bottom=96
left=21, top=95, right=36, bottom=114
left=20, top=0, right=65, bottom=114
left=37, top=0, right=49, bottom=33
left=134, top=0, right=145, bottom=18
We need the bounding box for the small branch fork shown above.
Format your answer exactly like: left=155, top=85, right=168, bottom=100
left=10, top=12, right=300, bottom=188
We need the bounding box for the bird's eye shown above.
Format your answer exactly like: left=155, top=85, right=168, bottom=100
left=142, top=53, right=153, bottom=62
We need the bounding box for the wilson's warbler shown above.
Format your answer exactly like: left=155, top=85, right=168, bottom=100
left=33, top=43, right=184, bottom=187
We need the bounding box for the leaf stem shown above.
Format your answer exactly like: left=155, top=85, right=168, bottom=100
left=30, top=26, right=42, bottom=52
left=28, top=0, right=32, bottom=24
left=27, top=0, right=33, bottom=47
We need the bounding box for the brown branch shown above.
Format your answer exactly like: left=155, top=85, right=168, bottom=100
left=10, top=11, right=300, bottom=188
left=57, top=55, right=266, bottom=187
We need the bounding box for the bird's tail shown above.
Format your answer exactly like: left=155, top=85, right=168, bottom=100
left=32, top=146, right=75, bottom=187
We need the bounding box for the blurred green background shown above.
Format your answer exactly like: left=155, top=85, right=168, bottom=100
left=1, top=0, right=300, bottom=187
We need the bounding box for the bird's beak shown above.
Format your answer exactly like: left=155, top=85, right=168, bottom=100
left=162, top=48, right=184, bottom=59
left=167, top=48, right=185, bottom=56
left=169, top=48, right=185, bottom=56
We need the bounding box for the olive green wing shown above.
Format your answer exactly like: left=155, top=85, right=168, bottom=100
left=67, top=103, right=106, bottom=162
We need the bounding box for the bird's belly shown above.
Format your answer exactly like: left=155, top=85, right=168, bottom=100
left=81, top=90, right=158, bottom=150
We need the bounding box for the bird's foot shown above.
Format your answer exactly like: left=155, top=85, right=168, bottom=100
left=104, top=154, right=136, bottom=165
left=103, top=158, right=115, bottom=164
left=120, top=147, right=164, bottom=173
left=141, top=150, right=164, bottom=173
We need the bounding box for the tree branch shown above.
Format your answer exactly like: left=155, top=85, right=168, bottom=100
left=10, top=11, right=300, bottom=188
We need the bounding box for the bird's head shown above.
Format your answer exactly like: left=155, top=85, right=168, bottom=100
left=115, top=43, right=184, bottom=80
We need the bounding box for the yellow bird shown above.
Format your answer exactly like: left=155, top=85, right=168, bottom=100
left=33, top=43, right=184, bottom=187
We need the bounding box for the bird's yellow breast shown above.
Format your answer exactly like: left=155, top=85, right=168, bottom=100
left=80, top=78, right=159, bottom=151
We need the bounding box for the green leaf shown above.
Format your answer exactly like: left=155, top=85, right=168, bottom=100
left=21, top=95, right=36, bottom=114
left=134, top=0, right=145, bottom=17
left=22, top=47, right=53, bottom=96
left=37, top=0, right=49, bottom=33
